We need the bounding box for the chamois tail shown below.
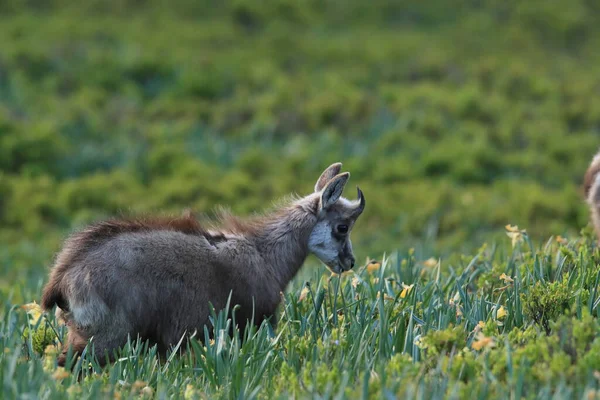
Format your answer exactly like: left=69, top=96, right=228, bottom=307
left=584, top=151, right=600, bottom=241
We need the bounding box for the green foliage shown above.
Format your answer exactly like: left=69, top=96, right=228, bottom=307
left=521, top=279, right=573, bottom=334
left=419, top=325, right=467, bottom=358
left=22, top=324, right=58, bottom=356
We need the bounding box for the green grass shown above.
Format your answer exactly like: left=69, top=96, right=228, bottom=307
left=7, top=226, right=600, bottom=399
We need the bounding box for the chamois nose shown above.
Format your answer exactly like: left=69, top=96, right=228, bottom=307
left=350, top=257, right=355, bottom=269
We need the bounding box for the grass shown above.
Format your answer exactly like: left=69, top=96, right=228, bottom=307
left=6, top=225, right=600, bottom=399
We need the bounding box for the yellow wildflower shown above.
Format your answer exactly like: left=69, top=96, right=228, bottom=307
left=369, top=371, right=380, bottom=384
left=299, top=287, right=309, bottom=302
left=449, top=292, right=461, bottom=306
left=184, top=384, right=197, bottom=400
left=132, top=380, right=147, bottom=390
left=351, top=276, right=360, bottom=289
left=556, top=235, right=568, bottom=245
left=44, top=345, right=58, bottom=356
left=496, top=306, right=508, bottom=319
left=478, top=321, right=485, bottom=329
left=400, top=283, right=414, bottom=298
left=471, top=333, right=495, bottom=351
left=376, top=293, right=395, bottom=301
left=422, top=257, right=438, bottom=268
left=21, top=302, right=44, bottom=325
left=505, top=225, right=526, bottom=248
left=586, top=389, right=599, bottom=400
left=366, top=261, right=381, bottom=274
left=414, top=336, right=424, bottom=348
left=52, top=367, right=69, bottom=380
left=66, top=386, right=82, bottom=397
left=499, top=273, right=514, bottom=284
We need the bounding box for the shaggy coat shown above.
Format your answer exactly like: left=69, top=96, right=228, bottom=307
left=585, top=151, right=600, bottom=241
left=41, top=163, right=365, bottom=366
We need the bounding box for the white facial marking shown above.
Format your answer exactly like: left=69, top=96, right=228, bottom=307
left=308, top=220, right=339, bottom=270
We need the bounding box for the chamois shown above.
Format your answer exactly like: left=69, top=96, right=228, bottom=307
left=585, top=151, right=600, bottom=241
left=41, top=163, right=365, bottom=366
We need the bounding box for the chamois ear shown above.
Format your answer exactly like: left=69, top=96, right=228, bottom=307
left=314, top=162, right=343, bottom=192
left=320, top=172, right=350, bottom=210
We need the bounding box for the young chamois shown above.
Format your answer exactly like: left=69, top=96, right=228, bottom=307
left=585, top=151, right=600, bottom=241
left=41, top=163, right=365, bottom=366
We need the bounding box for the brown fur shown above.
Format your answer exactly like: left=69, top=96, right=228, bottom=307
left=40, top=163, right=365, bottom=367
left=585, top=152, right=600, bottom=242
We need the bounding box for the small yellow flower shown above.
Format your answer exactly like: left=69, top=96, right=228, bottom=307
left=369, top=370, right=380, bottom=384
left=505, top=224, right=519, bottom=232
left=66, top=386, right=82, bottom=396
left=351, top=276, right=360, bottom=289
left=456, top=306, right=463, bottom=317
left=140, top=386, right=153, bottom=397
left=366, top=261, right=381, bottom=274
left=449, top=292, right=461, bottom=306
left=422, top=257, right=438, bottom=268
left=114, top=392, right=122, bottom=400
left=52, top=367, right=69, bottom=380
left=499, top=273, right=514, bottom=284
left=376, top=293, right=395, bottom=301
left=496, top=306, right=508, bottom=319
left=299, top=287, right=309, bottom=302
left=471, top=333, right=495, bottom=351
left=505, top=225, right=526, bottom=248
left=184, top=384, right=196, bottom=400
left=44, top=345, right=58, bottom=356
left=414, top=336, right=424, bottom=348
left=21, top=302, right=44, bottom=325
left=132, top=380, right=147, bottom=390
left=477, top=321, right=485, bottom=329
left=400, top=283, right=414, bottom=298
left=556, top=235, right=568, bottom=245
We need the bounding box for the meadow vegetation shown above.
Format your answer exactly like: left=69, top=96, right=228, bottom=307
left=2, top=0, right=600, bottom=398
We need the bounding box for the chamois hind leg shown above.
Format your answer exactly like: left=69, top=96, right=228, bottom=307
left=88, top=322, right=134, bottom=367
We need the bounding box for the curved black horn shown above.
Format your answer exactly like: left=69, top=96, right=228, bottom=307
left=354, top=186, right=365, bottom=216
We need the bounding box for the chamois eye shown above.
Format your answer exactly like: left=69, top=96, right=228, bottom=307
left=337, top=224, right=348, bottom=234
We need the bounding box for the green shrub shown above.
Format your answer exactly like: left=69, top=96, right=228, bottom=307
left=521, top=279, right=573, bottom=334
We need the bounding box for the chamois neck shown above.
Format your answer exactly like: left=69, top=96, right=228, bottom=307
left=253, top=195, right=318, bottom=290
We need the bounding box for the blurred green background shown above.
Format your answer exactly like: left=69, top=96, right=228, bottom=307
left=1, top=0, right=599, bottom=298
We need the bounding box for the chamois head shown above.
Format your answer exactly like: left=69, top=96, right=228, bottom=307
left=308, top=163, right=365, bottom=274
